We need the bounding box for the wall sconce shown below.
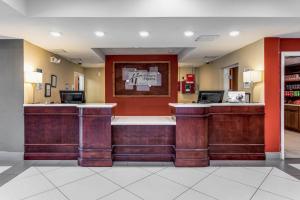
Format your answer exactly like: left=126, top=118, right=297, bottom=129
left=243, top=69, right=263, bottom=102
left=25, top=71, right=43, bottom=103
left=243, top=70, right=262, bottom=83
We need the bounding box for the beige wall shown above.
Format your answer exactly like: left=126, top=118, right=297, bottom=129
left=24, top=41, right=84, bottom=103
left=178, top=67, right=199, bottom=103
left=84, top=68, right=105, bottom=103
left=198, top=39, right=264, bottom=102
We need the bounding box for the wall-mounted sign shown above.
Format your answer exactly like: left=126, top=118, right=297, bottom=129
left=50, top=56, right=61, bottom=64
left=114, top=62, right=170, bottom=96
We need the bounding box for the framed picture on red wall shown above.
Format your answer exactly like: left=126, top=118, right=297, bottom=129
left=113, top=61, right=170, bottom=97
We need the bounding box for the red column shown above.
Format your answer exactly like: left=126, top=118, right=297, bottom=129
left=264, top=38, right=281, bottom=152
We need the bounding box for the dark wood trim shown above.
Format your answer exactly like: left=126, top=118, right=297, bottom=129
left=172, top=107, right=209, bottom=167
left=24, top=153, right=78, bottom=160
left=78, top=107, right=113, bottom=167
left=112, top=125, right=175, bottom=162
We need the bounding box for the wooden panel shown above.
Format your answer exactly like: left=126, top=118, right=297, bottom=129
left=284, top=105, right=299, bottom=131
left=78, top=108, right=113, bottom=167
left=112, top=125, right=175, bottom=161
left=24, top=106, right=79, bottom=160
left=173, top=107, right=209, bottom=167
left=208, top=106, right=265, bottom=160
left=171, top=105, right=265, bottom=164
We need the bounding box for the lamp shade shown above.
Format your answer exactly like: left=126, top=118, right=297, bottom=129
left=243, top=70, right=262, bottom=83
left=25, top=71, right=43, bottom=84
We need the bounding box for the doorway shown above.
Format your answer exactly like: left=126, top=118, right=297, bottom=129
left=281, top=52, right=300, bottom=159
left=223, top=64, right=239, bottom=98
left=74, top=72, right=85, bottom=91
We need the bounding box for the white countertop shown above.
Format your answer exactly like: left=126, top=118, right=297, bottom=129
left=77, top=103, right=117, bottom=108
left=169, top=103, right=265, bottom=108
left=23, top=103, right=78, bottom=107
left=24, top=103, right=117, bottom=108
left=111, top=116, right=176, bottom=125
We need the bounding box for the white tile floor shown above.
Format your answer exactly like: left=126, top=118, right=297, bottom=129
left=0, top=166, right=299, bottom=200
left=289, top=164, right=300, bottom=170
left=0, top=166, right=11, bottom=174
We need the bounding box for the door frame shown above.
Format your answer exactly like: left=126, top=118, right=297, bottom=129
left=223, top=63, right=239, bottom=95
left=280, top=51, right=300, bottom=159
left=74, top=72, right=85, bottom=91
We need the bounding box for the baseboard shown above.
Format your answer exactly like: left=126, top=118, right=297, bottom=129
left=0, top=151, right=24, bottom=160
left=265, top=152, right=281, bottom=160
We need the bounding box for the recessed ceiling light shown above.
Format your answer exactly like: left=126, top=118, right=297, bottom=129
left=184, top=31, right=194, bottom=37
left=50, top=31, right=62, bottom=37
left=229, top=31, right=240, bottom=37
left=95, top=31, right=105, bottom=37
left=139, top=31, right=149, bottom=38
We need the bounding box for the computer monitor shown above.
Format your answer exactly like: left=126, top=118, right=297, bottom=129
left=197, top=90, right=224, bottom=103
left=60, top=91, right=85, bottom=104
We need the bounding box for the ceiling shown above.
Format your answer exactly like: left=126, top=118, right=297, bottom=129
left=1, top=0, right=300, bottom=68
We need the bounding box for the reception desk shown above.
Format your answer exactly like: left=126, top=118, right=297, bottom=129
left=24, top=103, right=116, bottom=166
left=24, top=103, right=264, bottom=167
left=170, top=103, right=265, bottom=164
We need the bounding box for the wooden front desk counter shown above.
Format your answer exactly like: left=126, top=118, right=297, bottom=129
left=24, top=103, right=265, bottom=167
left=169, top=103, right=265, bottom=167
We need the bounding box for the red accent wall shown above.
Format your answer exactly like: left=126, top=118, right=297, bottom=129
left=264, top=38, right=281, bottom=152
left=264, top=38, right=300, bottom=152
left=105, top=55, right=178, bottom=116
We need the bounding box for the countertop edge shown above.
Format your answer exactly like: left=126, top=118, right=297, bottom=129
left=169, top=103, right=265, bottom=108
left=24, top=103, right=117, bottom=108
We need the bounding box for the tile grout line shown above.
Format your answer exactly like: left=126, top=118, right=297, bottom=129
left=248, top=166, right=274, bottom=200
left=34, top=166, right=63, bottom=174
left=172, top=167, right=221, bottom=200
left=272, top=174, right=300, bottom=182
left=21, top=188, right=59, bottom=200
left=269, top=168, right=300, bottom=182
left=242, top=166, right=273, bottom=175
left=14, top=166, right=106, bottom=189
left=34, top=167, right=72, bottom=200
left=255, top=168, right=298, bottom=200
left=0, top=166, right=42, bottom=187
left=21, top=167, right=98, bottom=200
left=258, top=189, right=295, bottom=200
left=94, top=172, right=145, bottom=200
left=87, top=167, right=113, bottom=175
left=19, top=167, right=72, bottom=199
left=207, top=168, right=272, bottom=190
left=95, top=166, right=170, bottom=200
left=45, top=167, right=99, bottom=188
left=184, top=168, right=222, bottom=200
